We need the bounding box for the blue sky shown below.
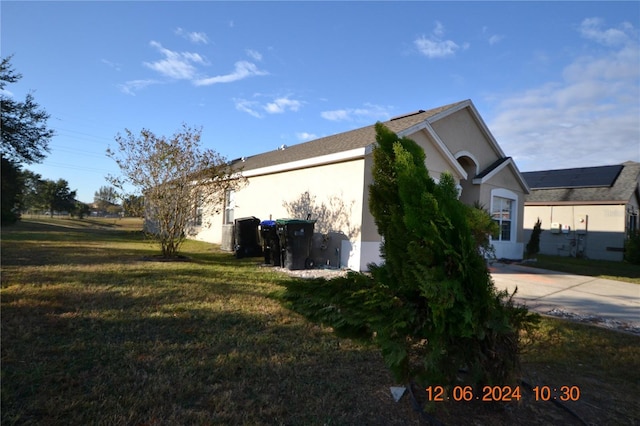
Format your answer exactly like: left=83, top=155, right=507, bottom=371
left=3, top=1, right=639, bottom=203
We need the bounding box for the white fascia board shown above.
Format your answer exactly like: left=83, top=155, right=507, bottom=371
left=241, top=147, right=368, bottom=178
left=426, top=99, right=471, bottom=123
left=397, top=123, right=468, bottom=180
left=429, top=100, right=507, bottom=159
left=473, top=158, right=531, bottom=193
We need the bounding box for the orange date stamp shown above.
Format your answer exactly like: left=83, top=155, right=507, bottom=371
left=426, top=385, right=581, bottom=402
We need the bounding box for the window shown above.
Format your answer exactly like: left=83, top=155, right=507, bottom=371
left=491, top=195, right=513, bottom=241
left=224, top=189, right=235, bottom=224
left=628, top=206, right=638, bottom=235
left=192, top=193, right=203, bottom=227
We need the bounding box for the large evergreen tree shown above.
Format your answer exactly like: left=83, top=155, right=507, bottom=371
left=0, top=56, right=54, bottom=164
left=1, top=56, right=55, bottom=224
left=368, top=123, right=537, bottom=386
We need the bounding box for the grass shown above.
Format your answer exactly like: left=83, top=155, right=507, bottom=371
left=2, top=217, right=639, bottom=425
left=1, top=217, right=413, bottom=425
left=528, top=254, right=640, bottom=284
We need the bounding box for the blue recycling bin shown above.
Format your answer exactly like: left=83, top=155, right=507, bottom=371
left=260, top=220, right=280, bottom=266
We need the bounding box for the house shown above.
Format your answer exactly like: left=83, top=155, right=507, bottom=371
left=522, top=161, right=640, bottom=261
left=192, top=99, right=530, bottom=271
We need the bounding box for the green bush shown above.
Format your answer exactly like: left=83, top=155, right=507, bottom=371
left=280, top=124, right=540, bottom=390
left=525, top=218, right=543, bottom=259
left=624, top=230, right=640, bottom=265
left=366, top=123, right=538, bottom=386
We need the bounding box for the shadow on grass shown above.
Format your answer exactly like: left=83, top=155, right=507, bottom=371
left=1, top=283, right=409, bottom=425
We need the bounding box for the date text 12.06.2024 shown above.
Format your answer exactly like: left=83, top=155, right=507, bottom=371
left=426, top=385, right=581, bottom=402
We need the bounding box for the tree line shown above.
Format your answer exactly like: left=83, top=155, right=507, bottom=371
left=1, top=56, right=146, bottom=222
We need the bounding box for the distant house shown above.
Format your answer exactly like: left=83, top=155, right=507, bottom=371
left=191, top=99, right=529, bottom=271
left=522, top=161, right=640, bottom=261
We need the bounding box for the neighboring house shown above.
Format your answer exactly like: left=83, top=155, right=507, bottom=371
left=522, top=161, right=640, bottom=261
left=191, top=99, right=529, bottom=271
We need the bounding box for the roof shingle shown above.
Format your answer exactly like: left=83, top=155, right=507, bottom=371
left=233, top=100, right=467, bottom=172
left=524, top=161, right=640, bottom=204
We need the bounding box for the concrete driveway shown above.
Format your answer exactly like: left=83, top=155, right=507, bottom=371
left=490, top=262, right=640, bottom=334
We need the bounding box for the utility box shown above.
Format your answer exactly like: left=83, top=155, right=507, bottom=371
left=551, top=223, right=561, bottom=234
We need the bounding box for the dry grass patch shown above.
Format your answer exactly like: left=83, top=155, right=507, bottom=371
left=2, top=218, right=416, bottom=425
left=3, top=218, right=638, bottom=425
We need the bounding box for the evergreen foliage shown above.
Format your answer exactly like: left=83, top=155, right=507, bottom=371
left=525, top=218, right=543, bottom=258
left=281, top=123, right=538, bottom=390
left=1, top=56, right=54, bottom=224
left=1, top=157, right=23, bottom=224
left=624, top=230, right=640, bottom=265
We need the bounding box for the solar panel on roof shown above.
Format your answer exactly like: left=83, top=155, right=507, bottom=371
left=523, top=165, right=623, bottom=189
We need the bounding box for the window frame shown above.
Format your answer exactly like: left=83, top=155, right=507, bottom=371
left=490, top=188, right=518, bottom=243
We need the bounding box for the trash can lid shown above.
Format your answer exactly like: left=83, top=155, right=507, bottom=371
left=235, top=216, right=261, bottom=223
left=275, top=218, right=316, bottom=225
left=260, top=220, right=276, bottom=226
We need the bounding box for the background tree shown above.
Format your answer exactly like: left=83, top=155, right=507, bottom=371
left=93, top=185, right=120, bottom=214
left=1, top=157, right=24, bottom=223
left=40, top=179, right=76, bottom=216
left=19, top=169, right=45, bottom=214
left=107, top=124, right=244, bottom=258
left=71, top=201, right=91, bottom=219
left=122, top=194, right=144, bottom=217
left=0, top=56, right=55, bottom=224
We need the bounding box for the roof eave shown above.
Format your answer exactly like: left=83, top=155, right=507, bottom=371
left=397, top=122, right=468, bottom=180
left=472, top=158, right=531, bottom=194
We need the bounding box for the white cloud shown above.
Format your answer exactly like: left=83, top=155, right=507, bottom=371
left=175, top=27, right=209, bottom=44
left=414, top=21, right=466, bottom=58
left=488, top=34, right=503, bottom=45
left=321, top=103, right=392, bottom=122
left=194, top=61, right=267, bottom=86
left=234, top=95, right=303, bottom=118
left=488, top=22, right=640, bottom=170
left=264, top=97, right=302, bottom=114
left=246, top=49, right=263, bottom=61
left=234, top=98, right=262, bottom=118
left=101, top=58, right=121, bottom=71
left=296, top=132, right=317, bottom=141
left=118, top=79, right=162, bottom=96
left=579, top=18, right=633, bottom=46
left=144, top=41, right=207, bottom=80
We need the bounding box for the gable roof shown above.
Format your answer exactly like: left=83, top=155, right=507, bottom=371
left=523, top=161, right=640, bottom=205
left=232, top=99, right=526, bottom=193
left=472, top=157, right=530, bottom=193
left=234, top=100, right=466, bottom=174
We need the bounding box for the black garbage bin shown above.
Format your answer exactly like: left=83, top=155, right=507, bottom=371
left=259, top=220, right=280, bottom=266
left=234, top=217, right=262, bottom=258
left=276, top=219, right=315, bottom=270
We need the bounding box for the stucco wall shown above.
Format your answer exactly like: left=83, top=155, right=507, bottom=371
left=523, top=204, right=627, bottom=261
left=430, top=109, right=501, bottom=171
left=193, top=158, right=367, bottom=269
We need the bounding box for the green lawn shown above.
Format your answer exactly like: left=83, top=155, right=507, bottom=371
left=2, top=218, right=638, bottom=425
left=528, top=254, right=640, bottom=284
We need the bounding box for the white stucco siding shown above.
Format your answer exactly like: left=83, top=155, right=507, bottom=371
left=408, top=130, right=464, bottom=181
left=430, top=109, right=502, bottom=171
left=193, top=158, right=367, bottom=269
left=523, top=204, right=627, bottom=261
